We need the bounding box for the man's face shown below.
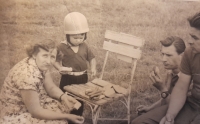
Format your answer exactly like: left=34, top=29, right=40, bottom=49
left=161, top=45, right=181, bottom=70
left=188, top=27, right=200, bottom=54
left=34, top=48, right=57, bottom=71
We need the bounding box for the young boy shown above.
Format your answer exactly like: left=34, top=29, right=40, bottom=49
left=54, top=12, right=97, bottom=117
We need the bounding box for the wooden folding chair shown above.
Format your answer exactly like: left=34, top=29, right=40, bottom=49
left=63, top=30, right=144, bottom=124
left=95, top=30, right=145, bottom=124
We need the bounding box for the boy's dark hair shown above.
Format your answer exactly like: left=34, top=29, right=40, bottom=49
left=188, top=12, right=200, bottom=30
left=66, top=33, right=87, bottom=44
left=160, top=36, right=186, bottom=55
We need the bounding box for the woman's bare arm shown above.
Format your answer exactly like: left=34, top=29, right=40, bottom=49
left=20, top=90, right=68, bottom=120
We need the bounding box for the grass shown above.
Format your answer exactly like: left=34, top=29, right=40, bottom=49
left=0, top=0, right=199, bottom=123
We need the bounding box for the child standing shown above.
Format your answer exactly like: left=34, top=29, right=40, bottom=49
left=54, top=12, right=97, bottom=118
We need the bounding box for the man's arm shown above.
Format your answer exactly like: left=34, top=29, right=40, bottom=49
left=148, top=99, right=163, bottom=111
left=137, top=99, right=162, bottom=114
left=160, top=72, right=191, bottom=124
left=149, top=70, right=168, bottom=92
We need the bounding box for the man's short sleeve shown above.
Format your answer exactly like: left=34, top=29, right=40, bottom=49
left=180, top=48, right=192, bottom=75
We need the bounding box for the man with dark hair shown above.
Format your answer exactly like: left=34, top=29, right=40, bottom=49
left=160, top=36, right=186, bottom=54
left=152, top=36, right=186, bottom=93
left=160, top=12, right=200, bottom=124
left=131, top=36, right=186, bottom=124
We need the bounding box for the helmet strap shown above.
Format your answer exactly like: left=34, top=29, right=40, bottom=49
left=66, top=35, right=76, bottom=46
left=66, top=33, right=87, bottom=46
left=68, top=40, right=77, bottom=46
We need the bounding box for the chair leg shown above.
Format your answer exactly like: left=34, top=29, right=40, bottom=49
left=92, top=106, right=101, bottom=124
left=128, top=112, right=130, bottom=124
left=127, top=90, right=131, bottom=124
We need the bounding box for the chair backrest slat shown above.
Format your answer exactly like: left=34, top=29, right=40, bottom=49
left=105, top=30, right=144, bottom=47
left=100, top=30, right=145, bottom=79
left=103, top=41, right=141, bottom=59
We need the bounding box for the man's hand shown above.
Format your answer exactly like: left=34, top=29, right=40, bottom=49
left=67, top=114, right=84, bottom=124
left=160, top=114, right=174, bottom=124
left=136, top=105, right=150, bottom=115
left=149, top=66, right=165, bottom=91
left=61, top=94, right=80, bottom=111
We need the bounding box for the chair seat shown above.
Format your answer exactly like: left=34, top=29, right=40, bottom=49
left=63, top=78, right=128, bottom=105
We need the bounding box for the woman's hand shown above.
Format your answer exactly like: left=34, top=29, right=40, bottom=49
left=136, top=105, right=150, bottom=115
left=61, top=94, right=80, bottom=111
left=67, top=114, right=84, bottom=124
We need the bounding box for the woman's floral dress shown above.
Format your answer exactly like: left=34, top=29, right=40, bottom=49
left=0, top=58, right=69, bottom=124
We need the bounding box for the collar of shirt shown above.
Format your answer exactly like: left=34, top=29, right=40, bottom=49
left=27, top=57, right=44, bottom=79
left=171, top=72, right=179, bottom=78
left=60, top=41, right=71, bottom=48
left=177, top=72, right=180, bottom=77
left=167, top=69, right=179, bottom=78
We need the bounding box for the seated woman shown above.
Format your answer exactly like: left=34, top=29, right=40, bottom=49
left=0, top=39, right=84, bottom=124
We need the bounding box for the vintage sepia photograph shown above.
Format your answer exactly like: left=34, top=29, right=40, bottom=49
left=0, top=0, right=200, bottom=124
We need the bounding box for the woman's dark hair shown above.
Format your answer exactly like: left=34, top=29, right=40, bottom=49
left=160, top=36, right=186, bottom=55
left=66, top=33, right=87, bottom=45
left=26, top=39, right=56, bottom=57
left=188, top=12, right=200, bottom=30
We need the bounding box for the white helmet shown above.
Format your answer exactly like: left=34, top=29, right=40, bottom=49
left=64, top=12, right=89, bottom=34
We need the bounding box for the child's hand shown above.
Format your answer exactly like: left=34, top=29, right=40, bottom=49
left=59, top=67, right=73, bottom=75
left=91, top=68, right=96, bottom=77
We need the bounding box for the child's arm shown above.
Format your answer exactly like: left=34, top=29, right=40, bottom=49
left=89, top=58, right=96, bottom=77
left=53, top=61, right=72, bottom=74
left=53, top=48, right=63, bottom=71
left=53, top=61, right=62, bottom=71
left=53, top=49, right=72, bottom=74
